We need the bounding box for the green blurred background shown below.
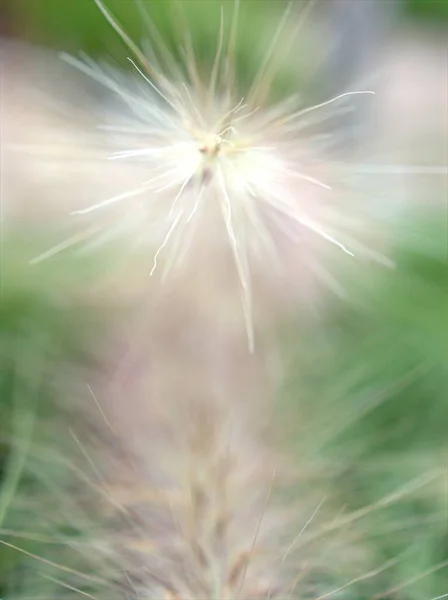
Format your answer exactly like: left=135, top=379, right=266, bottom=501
left=5, top=0, right=448, bottom=51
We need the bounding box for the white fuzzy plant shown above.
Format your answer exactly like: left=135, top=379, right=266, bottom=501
left=27, top=0, right=384, bottom=353
left=1, top=1, right=414, bottom=599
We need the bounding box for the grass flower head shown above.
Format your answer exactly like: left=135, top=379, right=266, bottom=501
left=39, top=0, right=376, bottom=349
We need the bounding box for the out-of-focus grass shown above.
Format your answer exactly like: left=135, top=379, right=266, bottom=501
left=407, top=0, right=448, bottom=23
left=281, top=206, right=447, bottom=597
left=1, top=211, right=445, bottom=594
left=11, top=0, right=447, bottom=52
left=10, top=0, right=447, bottom=66
left=11, top=0, right=300, bottom=97
left=0, top=230, right=114, bottom=596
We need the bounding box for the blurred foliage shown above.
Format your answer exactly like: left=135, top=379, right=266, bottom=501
left=406, top=0, right=448, bottom=23
left=0, top=230, right=113, bottom=596
left=11, top=0, right=297, bottom=95
left=0, top=209, right=446, bottom=595
left=10, top=0, right=447, bottom=60
left=281, top=206, right=447, bottom=598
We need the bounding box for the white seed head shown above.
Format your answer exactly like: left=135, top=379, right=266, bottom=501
left=37, top=0, right=378, bottom=349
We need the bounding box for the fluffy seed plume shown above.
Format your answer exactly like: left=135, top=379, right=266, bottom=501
left=52, top=383, right=357, bottom=600
left=40, top=0, right=375, bottom=349
left=101, top=395, right=293, bottom=599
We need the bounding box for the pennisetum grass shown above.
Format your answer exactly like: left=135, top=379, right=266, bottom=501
left=27, top=0, right=387, bottom=352
left=1, top=1, right=446, bottom=599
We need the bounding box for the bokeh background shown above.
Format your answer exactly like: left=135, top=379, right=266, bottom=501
left=1, top=1, right=447, bottom=598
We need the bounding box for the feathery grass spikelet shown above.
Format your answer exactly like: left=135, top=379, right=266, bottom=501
left=62, top=375, right=367, bottom=600
left=32, top=0, right=380, bottom=350
left=103, top=395, right=290, bottom=598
